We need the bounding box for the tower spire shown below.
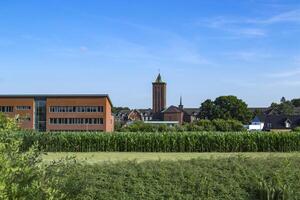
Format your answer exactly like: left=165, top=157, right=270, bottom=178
left=179, top=96, right=183, bottom=109
left=155, top=73, right=163, bottom=83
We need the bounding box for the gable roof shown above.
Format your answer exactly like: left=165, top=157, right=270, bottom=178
left=183, top=108, right=200, bottom=115
left=162, top=105, right=183, bottom=113
left=263, top=115, right=300, bottom=130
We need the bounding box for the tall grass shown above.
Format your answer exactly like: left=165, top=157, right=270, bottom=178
left=16, top=131, right=300, bottom=152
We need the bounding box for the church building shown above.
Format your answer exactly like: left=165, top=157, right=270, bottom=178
left=152, top=73, right=199, bottom=124
left=115, top=73, right=200, bottom=125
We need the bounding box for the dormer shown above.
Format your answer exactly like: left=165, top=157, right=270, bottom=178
left=284, top=119, right=292, bottom=128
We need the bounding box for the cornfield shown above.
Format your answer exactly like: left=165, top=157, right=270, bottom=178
left=16, top=131, right=300, bottom=152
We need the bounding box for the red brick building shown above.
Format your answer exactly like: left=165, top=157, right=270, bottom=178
left=0, top=95, right=114, bottom=132
left=152, top=74, right=199, bottom=124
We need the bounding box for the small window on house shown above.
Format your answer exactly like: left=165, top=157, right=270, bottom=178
left=267, top=123, right=272, bottom=128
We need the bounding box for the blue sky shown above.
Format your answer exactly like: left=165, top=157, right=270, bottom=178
left=0, top=0, right=300, bottom=108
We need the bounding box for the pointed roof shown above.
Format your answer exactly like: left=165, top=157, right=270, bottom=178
left=154, top=73, right=165, bottom=83
left=156, top=73, right=162, bottom=82
left=179, top=96, right=183, bottom=106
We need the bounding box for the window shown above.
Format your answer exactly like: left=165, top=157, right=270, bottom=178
left=285, top=121, right=291, bottom=128
left=16, top=106, right=31, bottom=110
left=267, top=123, right=272, bottom=128
left=17, top=116, right=31, bottom=122
left=49, top=118, right=104, bottom=125
left=0, top=106, right=13, bottom=113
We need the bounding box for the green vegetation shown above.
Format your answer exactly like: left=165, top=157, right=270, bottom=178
left=0, top=114, right=66, bottom=199
left=199, top=95, right=252, bottom=123
left=119, top=119, right=245, bottom=132
left=0, top=113, right=20, bottom=132
left=270, top=97, right=295, bottom=115
left=291, top=98, right=300, bottom=107
left=43, top=156, right=300, bottom=199
left=43, top=152, right=300, bottom=164
left=1, top=114, right=300, bottom=199
left=111, top=106, right=130, bottom=114
left=18, top=131, right=300, bottom=152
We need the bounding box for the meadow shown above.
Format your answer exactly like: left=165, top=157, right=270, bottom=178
left=43, top=152, right=300, bottom=163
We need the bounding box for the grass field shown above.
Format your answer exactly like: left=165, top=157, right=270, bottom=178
left=43, top=152, right=300, bottom=164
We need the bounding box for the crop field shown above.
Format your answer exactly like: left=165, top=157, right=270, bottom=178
left=43, top=152, right=300, bottom=164
left=19, top=131, right=300, bottom=152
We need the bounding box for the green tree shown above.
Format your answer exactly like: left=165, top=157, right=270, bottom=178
left=270, top=100, right=294, bottom=115
left=199, top=100, right=216, bottom=120
left=112, top=107, right=130, bottom=114
left=199, top=96, right=252, bottom=124
left=291, top=98, right=300, bottom=107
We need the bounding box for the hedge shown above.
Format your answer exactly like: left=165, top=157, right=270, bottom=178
left=14, top=131, right=300, bottom=152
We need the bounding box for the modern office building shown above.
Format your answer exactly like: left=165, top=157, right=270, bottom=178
left=0, top=95, right=114, bottom=132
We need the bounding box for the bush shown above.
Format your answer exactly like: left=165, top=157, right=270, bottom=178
left=16, top=131, right=300, bottom=152
left=120, top=119, right=245, bottom=132
left=45, top=156, right=300, bottom=199
left=293, top=127, right=300, bottom=132
left=196, top=119, right=216, bottom=131
left=0, top=130, right=67, bottom=199
left=0, top=113, right=20, bottom=131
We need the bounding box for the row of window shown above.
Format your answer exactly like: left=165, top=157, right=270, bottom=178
left=0, top=106, right=104, bottom=113
left=49, top=118, right=104, bottom=125
left=0, top=106, right=14, bottom=112
left=17, top=116, right=31, bottom=122
left=16, top=106, right=31, bottom=110
left=0, top=106, right=32, bottom=113
left=49, top=106, right=104, bottom=113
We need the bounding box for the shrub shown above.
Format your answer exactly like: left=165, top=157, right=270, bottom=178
left=293, top=127, right=300, bottom=132
left=212, top=119, right=232, bottom=131
left=0, top=113, right=19, bottom=131
left=46, top=157, right=300, bottom=200
left=0, top=130, right=66, bottom=199
left=120, top=119, right=244, bottom=132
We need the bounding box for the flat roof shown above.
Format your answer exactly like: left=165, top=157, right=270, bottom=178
left=0, top=94, right=113, bottom=106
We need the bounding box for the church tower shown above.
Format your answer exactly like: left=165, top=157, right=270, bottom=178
left=179, top=96, right=184, bottom=110
left=152, top=73, right=167, bottom=116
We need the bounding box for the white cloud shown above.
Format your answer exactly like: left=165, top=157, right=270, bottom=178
left=196, top=8, right=300, bottom=37
left=234, top=28, right=266, bottom=37
left=268, top=68, right=300, bottom=78
left=197, top=16, right=266, bottom=38
left=224, top=51, right=271, bottom=61
left=256, top=9, right=300, bottom=24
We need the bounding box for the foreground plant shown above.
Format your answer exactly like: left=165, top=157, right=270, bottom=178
left=0, top=130, right=66, bottom=200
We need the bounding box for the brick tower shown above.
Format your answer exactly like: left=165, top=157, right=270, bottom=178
left=152, top=73, right=166, bottom=119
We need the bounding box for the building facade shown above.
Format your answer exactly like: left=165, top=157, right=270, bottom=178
left=0, top=95, right=114, bottom=132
